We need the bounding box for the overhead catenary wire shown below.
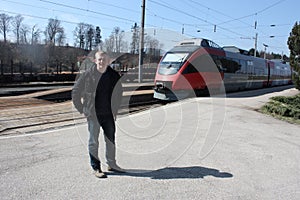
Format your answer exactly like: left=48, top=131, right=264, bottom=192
left=38, top=0, right=137, bottom=24
left=0, top=0, right=134, bottom=29
left=0, top=0, right=291, bottom=54
left=2, top=0, right=288, bottom=39
left=148, top=0, right=269, bottom=38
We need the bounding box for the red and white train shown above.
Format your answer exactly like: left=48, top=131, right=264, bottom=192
left=154, top=38, right=292, bottom=100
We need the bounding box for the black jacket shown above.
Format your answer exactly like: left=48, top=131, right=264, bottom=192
left=72, top=65, right=122, bottom=119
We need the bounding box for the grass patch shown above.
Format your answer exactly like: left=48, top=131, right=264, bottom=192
left=260, top=94, right=300, bottom=124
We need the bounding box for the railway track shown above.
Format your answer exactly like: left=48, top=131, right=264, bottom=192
left=0, top=88, right=165, bottom=136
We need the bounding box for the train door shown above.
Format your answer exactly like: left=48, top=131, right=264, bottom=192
left=267, top=62, right=270, bottom=87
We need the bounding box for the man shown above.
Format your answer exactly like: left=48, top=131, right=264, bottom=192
left=72, top=51, right=123, bottom=178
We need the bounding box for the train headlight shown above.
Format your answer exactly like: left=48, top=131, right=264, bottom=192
left=155, top=81, right=173, bottom=90
left=156, top=82, right=164, bottom=89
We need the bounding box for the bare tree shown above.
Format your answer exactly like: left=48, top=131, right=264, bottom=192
left=73, top=23, right=94, bottom=50
left=144, top=35, right=162, bottom=56
left=0, top=13, right=12, bottom=43
left=111, top=26, right=126, bottom=53
left=20, top=24, right=30, bottom=44
left=118, top=30, right=126, bottom=52
left=56, top=28, right=66, bottom=46
left=103, top=28, right=127, bottom=53
left=73, top=22, right=86, bottom=48
left=104, top=35, right=115, bottom=53
left=145, top=35, right=159, bottom=49
left=120, top=41, right=128, bottom=53
left=113, top=27, right=120, bottom=52
left=12, top=14, right=24, bottom=44
left=31, top=24, right=41, bottom=45
left=44, top=18, right=64, bottom=45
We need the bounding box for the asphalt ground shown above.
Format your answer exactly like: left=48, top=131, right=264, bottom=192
left=0, top=85, right=299, bottom=200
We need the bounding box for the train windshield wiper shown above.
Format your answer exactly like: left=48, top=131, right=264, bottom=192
left=167, top=64, right=173, bottom=68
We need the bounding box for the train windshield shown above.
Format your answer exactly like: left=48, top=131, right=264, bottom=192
left=158, top=52, right=189, bottom=75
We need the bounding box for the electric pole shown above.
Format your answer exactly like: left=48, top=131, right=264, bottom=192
left=263, top=43, right=268, bottom=59
left=138, top=0, right=146, bottom=83
left=254, top=33, right=258, bottom=57
left=254, top=20, right=258, bottom=57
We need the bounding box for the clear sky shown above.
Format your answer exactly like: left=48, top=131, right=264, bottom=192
left=1, top=0, right=299, bottom=55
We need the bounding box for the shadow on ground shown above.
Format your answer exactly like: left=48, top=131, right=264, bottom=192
left=106, top=166, right=233, bottom=180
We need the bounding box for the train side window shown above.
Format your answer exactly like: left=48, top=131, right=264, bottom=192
left=201, top=40, right=209, bottom=47
left=219, top=58, right=241, bottom=73
left=220, top=57, right=229, bottom=72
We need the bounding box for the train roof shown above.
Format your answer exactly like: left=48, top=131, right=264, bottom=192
left=175, top=38, right=222, bottom=49
left=169, top=45, right=200, bottom=53
left=223, top=46, right=249, bottom=55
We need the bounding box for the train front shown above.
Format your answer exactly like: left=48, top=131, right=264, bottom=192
left=153, top=45, right=199, bottom=100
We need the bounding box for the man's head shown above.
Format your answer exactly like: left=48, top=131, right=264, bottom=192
left=94, top=51, right=110, bottom=72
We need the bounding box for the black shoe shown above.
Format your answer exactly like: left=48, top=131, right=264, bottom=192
left=107, top=165, right=125, bottom=173
left=93, top=169, right=107, bottom=178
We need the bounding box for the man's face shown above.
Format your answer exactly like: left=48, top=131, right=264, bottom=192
left=95, top=53, right=109, bottom=69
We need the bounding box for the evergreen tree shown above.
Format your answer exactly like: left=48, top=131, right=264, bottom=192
left=130, top=23, right=139, bottom=54
left=248, top=48, right=260, bottom=57
left=87, top=27, right=94, bottom=51
left=95, top=26, right=102, bottom=49
left=287, top=22, right=300, bottom=90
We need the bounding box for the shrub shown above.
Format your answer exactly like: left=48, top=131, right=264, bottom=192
left=262, top=94, right=300, bottom=122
